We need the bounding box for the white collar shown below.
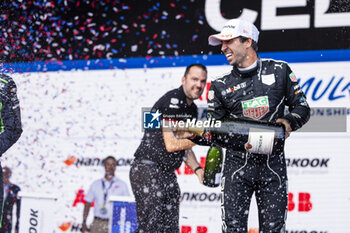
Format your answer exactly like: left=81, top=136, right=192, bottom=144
left=237, top=60, right=258, bottom=72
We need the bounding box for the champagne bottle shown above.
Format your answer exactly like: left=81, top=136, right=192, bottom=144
left=189, top=119, right=285, bottom=155
left=203, top=146, right=223, bottom=187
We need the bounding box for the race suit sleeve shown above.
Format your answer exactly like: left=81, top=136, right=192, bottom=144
left=206, top=81, right=227, bottom=120
left=0, top=74, right=22, bottom=155
left=281, top=65, right=311, bottom=131
left=188, top=81, right=226, bottom=146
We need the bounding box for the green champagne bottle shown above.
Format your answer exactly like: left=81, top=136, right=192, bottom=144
left=203, top=145, right=223, bottom=187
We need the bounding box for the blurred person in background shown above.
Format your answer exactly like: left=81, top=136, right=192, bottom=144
left=0, top=74, right=22, bottom=231
left=82, top=156, right=129, bottom=233
left=1, top=167, right=20, bottom=233
left=130, top=64, right=207, bottom=233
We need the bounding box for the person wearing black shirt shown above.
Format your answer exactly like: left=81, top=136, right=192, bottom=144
left=130, top=64, right=207, bottom=233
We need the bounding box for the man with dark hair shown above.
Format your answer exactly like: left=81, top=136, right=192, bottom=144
left=130, top=64, right=207, bottom=233
left=82, top=156, right=129, bottom=233
left=204, top=19, right=310, bottom=232
left=0, top=73, right=22, bottom=231
left=1, top=167, right=20, bottom=233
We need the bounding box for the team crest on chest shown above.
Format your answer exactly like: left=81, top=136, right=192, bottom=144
left=241, top=96, right=269, bottom=120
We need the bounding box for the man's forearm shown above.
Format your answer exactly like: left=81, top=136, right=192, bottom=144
left=185, top=149, right=201, bottom=171
left=83, top=202, right=91, bottom=222
left=185, top=149, right=204, bottom=184
left=162, top=129, right=195, bottom=152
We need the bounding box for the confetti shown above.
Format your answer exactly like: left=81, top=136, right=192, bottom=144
left=0, top=0, right=208, bottom=64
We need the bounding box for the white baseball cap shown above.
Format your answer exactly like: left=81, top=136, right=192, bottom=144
left=208, top=19, right=260, bottom=46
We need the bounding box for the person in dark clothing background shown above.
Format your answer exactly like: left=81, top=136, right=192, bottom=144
left=1, top=167, right=20, bottom=233
left=205, top=19, right=310, bottom=232
left=130, top=64, right=207, bottom=233
left=0, top=74, right=22, bottom=231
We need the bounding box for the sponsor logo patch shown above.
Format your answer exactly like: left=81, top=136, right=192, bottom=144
left=225, top=82, right=247, bottom=94
left=208, top=90, right=214, bottom=100
left=261, top=74, right=275, bottom=85
left=170, top=98, right=179, bottom=105
left=289, top=72, right=298, bottom=82
left=241, top=96, right=269, bottom=120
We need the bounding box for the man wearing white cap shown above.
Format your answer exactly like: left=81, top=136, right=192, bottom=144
left=206, top=19, right=310, bottom=232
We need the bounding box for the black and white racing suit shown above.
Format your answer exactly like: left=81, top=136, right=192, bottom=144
left=206, top=58, right=310, bottom=232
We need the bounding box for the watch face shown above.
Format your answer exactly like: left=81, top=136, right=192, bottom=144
left=100, top=207, right=107, bottom=215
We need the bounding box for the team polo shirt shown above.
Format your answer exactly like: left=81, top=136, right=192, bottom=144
left=134, top=86, right=198, bottom=171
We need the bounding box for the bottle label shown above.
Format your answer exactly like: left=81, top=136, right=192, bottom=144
left=214, top=173, right=222, bottom=185
left=247, top=127, right=275, bottom=155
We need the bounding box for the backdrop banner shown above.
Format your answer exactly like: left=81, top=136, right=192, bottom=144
left=3, top=59, right=349, bottom=232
